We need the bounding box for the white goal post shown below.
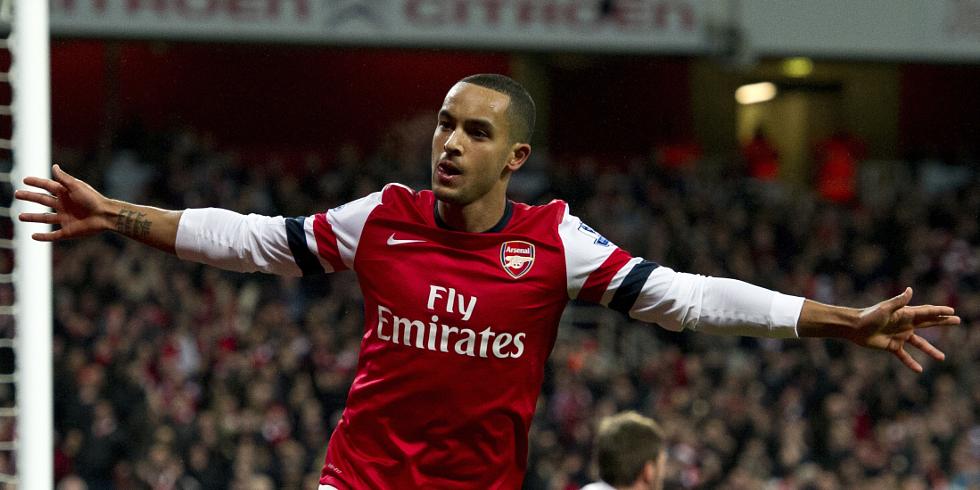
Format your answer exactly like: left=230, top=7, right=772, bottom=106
left=10, top=0, right=53, bottom=488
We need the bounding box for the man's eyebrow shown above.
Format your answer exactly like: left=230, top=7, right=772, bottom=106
left=465, top=118, right=495, bottom=131
left=438, top=110, right=497, bottom=131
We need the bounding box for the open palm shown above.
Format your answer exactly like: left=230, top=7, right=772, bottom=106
left=15, top=164, right=111, bottom=241
left=851, top=288, right=961, bottom=372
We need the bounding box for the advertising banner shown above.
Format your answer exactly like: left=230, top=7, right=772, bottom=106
left=50, top=0, right=709, bottom=53
left=742, top=0, right=980, bottom=62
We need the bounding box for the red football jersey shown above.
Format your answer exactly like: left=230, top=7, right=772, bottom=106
left=284, top=184, right=656, bottom=489
left=175, top=182, right=801, bottom=488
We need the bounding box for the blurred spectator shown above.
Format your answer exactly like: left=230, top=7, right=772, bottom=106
left=583, top=411, right=666, bottom=490
left=57, top=475, right=88, bottom=490
left=105, top=150, right=155, bottom=203
left=815, top=130, right=866, bottom=204
left=741, top=127, right=780, bottom=181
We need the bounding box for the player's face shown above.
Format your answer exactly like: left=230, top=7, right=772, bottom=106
left=431, top=82, right=526, bottom=206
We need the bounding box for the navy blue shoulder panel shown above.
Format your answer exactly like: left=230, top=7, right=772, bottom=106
left=285, top=217, right=325, bottom=276
left=608, top=260, right=659, bottom=315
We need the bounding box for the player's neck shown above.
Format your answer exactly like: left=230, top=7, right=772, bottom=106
left=436, top=194, right=507, bottom=233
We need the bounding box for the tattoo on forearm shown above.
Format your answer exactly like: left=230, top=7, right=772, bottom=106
left=116, top=209, right=152, bottom=238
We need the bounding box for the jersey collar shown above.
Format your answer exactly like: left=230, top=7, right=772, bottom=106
left=433, top=200, right=514, bottom=233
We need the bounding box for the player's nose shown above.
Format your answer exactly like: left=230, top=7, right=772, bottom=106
left=444, top=130, right=463, bottom=154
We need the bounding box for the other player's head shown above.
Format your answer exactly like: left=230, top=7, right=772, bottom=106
left=431, top=74, right=535, bottom=207
left=594, top=411, right=667, bottom=490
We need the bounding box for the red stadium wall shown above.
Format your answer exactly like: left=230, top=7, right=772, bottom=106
left=51, top=41, right=976, bottom=166
left=899, top=63, right=980, bottom=156
left=547, top=57, right=693, bottom=158
left=51, top=40, right=105, bottom=149
left=51, top=40, right=511, bottom=157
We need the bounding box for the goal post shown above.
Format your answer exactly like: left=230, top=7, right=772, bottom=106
left=10, top=0, right=53, bottom=488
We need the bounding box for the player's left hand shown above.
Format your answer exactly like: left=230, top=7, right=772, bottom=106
left=849, top=287, right=961, bottom=372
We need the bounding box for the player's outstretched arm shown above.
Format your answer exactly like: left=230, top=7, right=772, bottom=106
left=797, top=288, right=961, bottom=372
left=15, top=164, right=181, bottom=254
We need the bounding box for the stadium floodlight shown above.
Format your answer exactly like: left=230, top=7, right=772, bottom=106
left=782, top=57, right=815, bottom=78
left=735, top=82, right=778, bottom=105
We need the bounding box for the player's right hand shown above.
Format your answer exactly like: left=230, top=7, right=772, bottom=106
left=15, top=164, right=113, bottom=241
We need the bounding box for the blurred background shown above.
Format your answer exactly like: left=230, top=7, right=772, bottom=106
left=4, top=0, right=980, bottom=488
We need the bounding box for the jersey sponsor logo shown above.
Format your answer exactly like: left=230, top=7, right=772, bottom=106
left=577, top=222, right=610, bottom=246
left=500, top=240, right=535, bottom=279
left=376, top=306, right=526, bottom=360
left=372, top=284, right=526, bottom=360
left=386, top=233, right=427, bottom=246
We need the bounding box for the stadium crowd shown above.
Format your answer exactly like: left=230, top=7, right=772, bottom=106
left=30, top=119, right=980, bottom=489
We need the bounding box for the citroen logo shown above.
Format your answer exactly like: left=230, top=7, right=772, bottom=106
left=323, top=0, right=386, bottom=28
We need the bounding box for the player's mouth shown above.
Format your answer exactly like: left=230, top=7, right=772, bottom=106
left=436, top=160, right=462, bottom=185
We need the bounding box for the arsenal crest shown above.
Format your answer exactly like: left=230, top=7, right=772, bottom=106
left=500, top=241, right=535, bottom=279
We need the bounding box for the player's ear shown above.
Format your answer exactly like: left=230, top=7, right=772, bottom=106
left=644, top=452, right=666, bottom=488
left=505, top=143, right=531, bottom=172
left=641, top=459, right=657, bottom=483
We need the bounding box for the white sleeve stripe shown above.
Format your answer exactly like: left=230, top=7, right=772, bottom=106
left=383, top=182, right=413, bottom=192
left=327, top=190, right=384, bottom=269
left=600, top=257, right=645, bottom=307
left=304, top=215, right=335, bottom=273
left=558, top=204, right=619, bottom=298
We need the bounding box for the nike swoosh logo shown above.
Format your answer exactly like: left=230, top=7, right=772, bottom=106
left=387, top=233, right=426, bottom=246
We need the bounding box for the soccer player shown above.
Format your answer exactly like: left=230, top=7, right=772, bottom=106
left=16, top=74, right=960, bottom=489
left=583, top=411, right=666, bottom=490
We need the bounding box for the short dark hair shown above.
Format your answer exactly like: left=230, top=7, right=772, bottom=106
left=458, top=73, right=536, bottom=144
left=595, top=411, right=665, bottom=487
